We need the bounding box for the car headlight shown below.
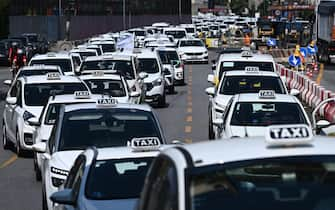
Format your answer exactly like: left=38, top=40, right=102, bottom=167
left=23, top=111, right=35, bottom=121
left=51, top=167, right=69, bottom=176
left=52, top=177, right=65, bottom=187
left=152, top=78, right=163, bottom=86
left=214, top=102, right=225, bottom=113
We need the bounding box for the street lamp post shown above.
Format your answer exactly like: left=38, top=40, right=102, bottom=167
left=58, top=0, right=62, bottom=40
left=123, top=0, right=126, bottom=30
left=179, top=0, right=182, bottom=23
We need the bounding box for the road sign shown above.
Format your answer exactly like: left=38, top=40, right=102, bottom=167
left=288, top=55, right=301, bottom=67
left=267, top=38, right=276, bottom=47
left=307, top=46, right=317, bottom=55
left=300, top=47, right=307, bottom=57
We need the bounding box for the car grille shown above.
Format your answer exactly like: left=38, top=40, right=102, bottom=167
left=185, top=52, right=203, bottom=56
left=145, top=83, right=154, bottom=91
left=24, top=133, right=34, bottom=146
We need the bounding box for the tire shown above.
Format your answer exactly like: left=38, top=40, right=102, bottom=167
left=208, top=112, right=215, bottom=140
left=42, top=186, right=48, bottom=210
left=16, top=131, right=24, bottom=157
left=2, top=123, right=10, bottom=150
left=158, top=93, right=166, bottom=108
left=34, top=153, right=42, bottom=181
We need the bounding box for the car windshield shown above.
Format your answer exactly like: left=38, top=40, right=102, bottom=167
left=209, top=26, right=219, bottom=30
left=30, top=59, right=72, bottom=72
left=83, top=79, right=126, bottom=97
left=165, top=30, right=186, bottom=39
left=219, top=61, right=274, bottom=79
left=100, top=44, right=115, bottom=53
left=219, top=76, right=285, bottom=95
left=80, top=60, right=135, bottom=79
left=85, top=157, right=153, bottom=200
left=79, top=52, right=97, bottom=60
left=158, top=50, right=180, bottom=64
left=185, top=28, right=195, bottom=33
left=189, top=156, right=335, bottom=210
left=17, top=69, right=60, bottom=77
left=138, top=58, right=159, bottom=73
left=134, top=31, right=145, bottom=36
left=230, top=102, right=307, bottom=126
left=26, top=35, right=38, bottom=43
left=24, top=83, right=87, bottom=106
left=180, top=40, right=204, bottom=47
left=58, top=109, right=163, bottom=151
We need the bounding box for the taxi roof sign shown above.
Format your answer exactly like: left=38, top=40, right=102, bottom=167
left=131, top=137, right=161, bottom=151
left=259, top=90, right=275, bottom=99
left=241, top=50, right=253, bottom=57
left=92, top=71, right=104, bottom=77
left=96, top=98, right=118, bottom=106
left=47, top=72, right=61, bottom=80
left=74, top=91, right=90, bottom=99
left=245, top=66, right=259, bottom=73
left=265, top=124, right=313, bottom=147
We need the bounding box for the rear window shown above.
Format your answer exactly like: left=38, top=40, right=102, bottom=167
left=30, top=59, right=72, bottom=73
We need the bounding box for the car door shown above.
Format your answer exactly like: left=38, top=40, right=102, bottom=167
left=12, top=81, right=25, bottom=137
left=4, top=81, right=18, bottom=141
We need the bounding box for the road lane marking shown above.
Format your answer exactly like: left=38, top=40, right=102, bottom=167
left=0, top=155, right=18, bottom=169
left=316, top=63, right=324, bottom=85
left=188, top=101, right=193, bottom=106
left=184, top=138, right=192, bottom=143
left=186, top=116, right=193, bottom=122
left=187, top=107, right=192, bottom=113
left=185, top=126, right=192, bottom=133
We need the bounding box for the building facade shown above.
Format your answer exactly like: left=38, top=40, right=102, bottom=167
left=9, top=0, right=192, bottom=40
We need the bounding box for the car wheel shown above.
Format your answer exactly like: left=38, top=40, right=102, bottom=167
left=158, top=93, right=166, bottom=108
left=16, top=131, right=24, bottom=157
left=2, top=123, right=10, bottom=150
left=34, top=153, right=42, bottom=181
left=208, top=112, right=215, bottom=140
left=42, top=186, right=48, bottom=210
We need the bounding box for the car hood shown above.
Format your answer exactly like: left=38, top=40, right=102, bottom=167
left=229, top=126, right=266, bottom=138
left=26, top=106, right=44, bottom=118
left=214, top=95, right=233, bottom=109
left=83, top=198, right=138, bottom=210
left=178, top=46, right=207, bottom=53
left=51, top=150, right=83, bottom=171
left=144, top=73, right=162, bottom=83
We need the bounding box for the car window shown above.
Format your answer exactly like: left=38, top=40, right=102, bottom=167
left=140, top=156, right=178, bottom=210
left=65, top=155, right=86, bottom=200
left=180, top=40, right=204, bottom=47
left=219, top=61, right=274, bottom=79
left=138, top=58, right=160, bottom=74
left=85, top=157, right=153, bottom=200
left=9, top=81, right=18, bottom=97
left=84, top=79, right=126, bottom=97
left=45, top=104, right=61, bottom=125
left=16, top=81, right=22, bottom=107
left=158, top=51, right=180, bottom=64
left=17, top=69, right=61, bottom=77
left=30, top=59, right=73, bottom=73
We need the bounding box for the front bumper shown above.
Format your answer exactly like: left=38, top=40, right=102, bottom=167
left=20, top=123, right=35, bottom=150
left=182, top=53, right=208, bottom=63
left=145, top=83, right=164, bottom=100
left=174, top=67, right=184, bottom=83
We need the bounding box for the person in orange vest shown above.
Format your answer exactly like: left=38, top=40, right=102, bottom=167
left=294, top=45, right=305, bottom=71
left=244, top=33, right=251, bottom=47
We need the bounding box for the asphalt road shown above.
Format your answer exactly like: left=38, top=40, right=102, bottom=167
left=0, top=56, right=212, bottom=210
left=318, top=63, right=335, bottom=92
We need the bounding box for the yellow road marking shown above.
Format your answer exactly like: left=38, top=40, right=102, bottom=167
left=186, top=116, right=193, bottom=122
left=187, top=89, right=192, bottom=95
left=187, top=95, right=192, bottom=102
left=0, top=155, right=18, bottom=169
left=188, top=101, right=193, bottom=106
left=185, top=126, right=192, bottom=133
left=316, top=63, right=324, bottom=85
left=187, top=107, right=192, bottom=113
left=184, top=138, right=193, bottom=143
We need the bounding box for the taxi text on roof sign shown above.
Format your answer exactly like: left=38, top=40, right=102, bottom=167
left=96, top=98, right=118, bottom=106
left=245, top=66, right=259, bottom=73
left=74, top=91, right=90, bottom=99
left=131, top=137, right=161, bottom=151
left=259, top=90, right=275, bottom=99
left=265, top=124, right=313, bottom=147
left=47, top=72, right=61, bottom=80
left=241, top=50, right=253, bottom=57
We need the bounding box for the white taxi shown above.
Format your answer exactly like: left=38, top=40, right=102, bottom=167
left=32, top=99, right=167, bottom=210
left=29, top=52, right=76, bottom=76
left=79, top=71, right=140, bottom=104
left=2, top=73, right=89, bottom=156
left=138, top=125, right=335, bottom=210
left=210, top=50, right=276, bottom=86
left=50, top=138, right=171, bottom=210
left=214, top=91, right=311, bottom=139
left=32, top=91, right=98, bottom=181
left=177, top=38, right=208, bottom=64
left=205, top=69, right=296, bottom=139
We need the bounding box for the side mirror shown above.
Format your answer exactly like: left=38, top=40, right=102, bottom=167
left=207, top=74, right=215, bottom=84
left=138, top=72, right=148, bottom=80
left=32, top=142, right=47, bottom=153
left=163, top=68, right=170, bottom=75
left=6, top=97, right=17, bottom=105
left=130, top=91, right=140, bottom=98
left=213, top=118, right=224, bottom=127
left=171, top=60, right=179, bottom=66
left=211, top=59, right=216, bottom=64
left=316, top=120, right=330, bottom=128
left=290, top=89, right=300, bottom=96
left=205, top=87, right=215, bottom=96
left=50, top=189, right=76, bottom=206
left=211, top=64, right=216, bottom=71
left=27, top=117, right=41, bottom=126
left=172, top=140, right=184, bottom=145
left=4, top=80, right=12, bottom=86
